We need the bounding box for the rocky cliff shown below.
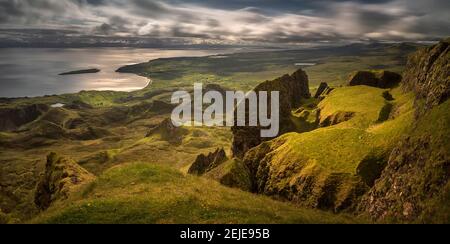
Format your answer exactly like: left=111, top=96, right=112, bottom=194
left=231, top=69, right=311, bottom=158
left=188, top=148, right=228, bottom=175
left=314, top=82, right=333, bottom=100
left=188, top=149, right=252, bottom=191
left=34, top=153, right=94, bottom=210
left=348, top=70, right=402, bottom=88
left=358, top=39, right=450, bottom=223
left=401, top=38, right=450, bottom=115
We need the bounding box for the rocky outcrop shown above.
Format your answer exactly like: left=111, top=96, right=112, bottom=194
left=146, top=118, right=188, bottom=145
left=401, top=38, right=450, bottom=115
left=242, top=139, right=369, bottom=212
left=232, top=69, right=311, bottom=158
left=0, top=104, right=49, bottom=131
left=348, top=70, right=402, bottom=88
left=314, top=82, right=333, bottom=99
left=358, top=39, right=450, bottom=223
left=189, top=149, right=252, bottom=191
left=358, top=131, right=450, bottom=223
left=188, top=148, right=227, bottom=175
left=34, top=153, right=94, bottom=210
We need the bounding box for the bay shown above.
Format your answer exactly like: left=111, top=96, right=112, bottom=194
left=0, top=48, right=229, bottom=98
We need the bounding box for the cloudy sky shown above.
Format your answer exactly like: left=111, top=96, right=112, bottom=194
left=0, top=0, right=449, bottom=47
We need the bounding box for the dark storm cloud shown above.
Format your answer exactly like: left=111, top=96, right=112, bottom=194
left=0, top=0, right=449, bottom=46
left=166, top=0, right=395, bottom=12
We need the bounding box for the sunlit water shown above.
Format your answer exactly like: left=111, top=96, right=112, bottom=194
left=0, top=48, right=230, bottom=98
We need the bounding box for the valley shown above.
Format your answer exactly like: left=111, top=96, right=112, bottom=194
left=0, top=40, right=448, bottom=224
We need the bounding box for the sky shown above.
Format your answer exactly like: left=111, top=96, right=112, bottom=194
left=0, top=0, right=449, bottom=47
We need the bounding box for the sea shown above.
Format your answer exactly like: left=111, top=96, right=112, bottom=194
left=0, top=48, right=229, bottom=98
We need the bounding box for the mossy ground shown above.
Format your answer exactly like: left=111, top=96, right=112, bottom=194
left=282, top=85, right=415, bottom=174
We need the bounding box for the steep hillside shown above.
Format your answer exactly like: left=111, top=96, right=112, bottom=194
left=241, top=85, right=415, bottom=212
left=401, top=38, right=449, bottom=114
left=232, top=69, right=311, bottom=158
left=358, top=39, right=450, bottom=223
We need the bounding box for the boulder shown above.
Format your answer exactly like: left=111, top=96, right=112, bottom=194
left=348, top=70, right=402, bottom=88
left=34, top=153, right=94, bottom=210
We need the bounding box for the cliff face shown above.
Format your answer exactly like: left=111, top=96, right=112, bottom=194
left=188, top=148, right=227, bottom=175
left=231, top=69, right=311, bottom=158
left=358, top=39, right=450, bottom=223
left=34, top=153, right=94, bottom=210
left=402, top=38, right=450, bottom=115
left=348, top=70, right=402, bottom=89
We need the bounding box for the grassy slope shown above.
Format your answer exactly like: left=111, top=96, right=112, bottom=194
left=0, top=103, right=233, bottom=221
left=242, top=85, right=416, bottom=210
left=279, top=86, right=414, bottom=175
left=31, top=163, right=359, bottom=224
left=318, top=86, right=387, bottom=128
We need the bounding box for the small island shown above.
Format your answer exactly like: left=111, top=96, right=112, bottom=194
left=58, top=68, right=100, bottom=75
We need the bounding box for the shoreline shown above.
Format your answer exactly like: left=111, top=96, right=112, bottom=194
left=0, top=48, right=234, bottom=100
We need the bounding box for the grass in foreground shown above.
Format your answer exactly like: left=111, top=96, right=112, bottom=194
left=31, top=163, right=361, bottom=224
